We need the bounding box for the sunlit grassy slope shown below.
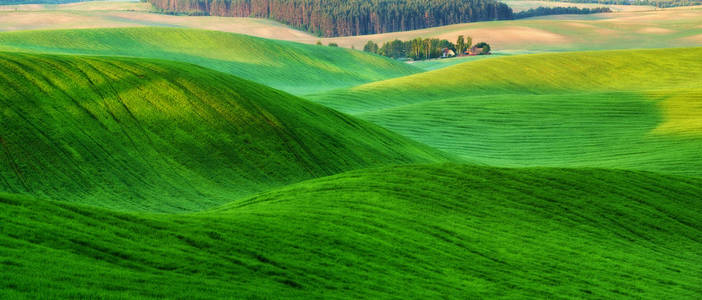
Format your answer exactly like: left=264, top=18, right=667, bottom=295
left=0, top=52, right=450, bottom=212
left=0, top=27, right=420, bottom=94
left=2, top=163, right=701, bottom=298
left=309, top=48, right=702, bottom=176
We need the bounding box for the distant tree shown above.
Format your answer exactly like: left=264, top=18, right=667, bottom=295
left=474, top=42, right=491, bottom=54
left=328, top=43, right=339, bottom=47
left=439, top=39, right=455, bottom=52
left=465, top=36, right=473, bottom=51
left=456, top=35, right=466, bottom=56
left=363, top=41, right=379, bottom=53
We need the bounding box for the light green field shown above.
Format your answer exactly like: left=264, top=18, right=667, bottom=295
left=407, top=52, right=536, bottom=71
left=2, top=163, right=701, bottom=298
left=0, top=52, right=448, bottom=212
left=502, top=0, right=654, bottom=12
left=0, top=27, right=421, bottom=94
left=309, top=48, right=702, bottom=176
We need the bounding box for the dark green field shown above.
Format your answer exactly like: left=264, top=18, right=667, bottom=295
left=0, top=52, right=448, bottom=211
left=0, top=14, right=700, bottom=298
left=3, top=164, right=701, bottom=298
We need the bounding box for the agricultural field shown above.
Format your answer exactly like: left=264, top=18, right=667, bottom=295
left=502, top=0, right=655, bottom=12
left=309, top=48, right=702, bottom=176
left=0, top=0, right=701, bottom=298
left=0, top=28, right=421, bottom=94
left=0, top=52, right=446, bottom=211
left=323, top=8, right=702, bottom=51
left=2, top=165, right=701, bottom=298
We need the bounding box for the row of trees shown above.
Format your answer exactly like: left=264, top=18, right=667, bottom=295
left=363, top=35, right=489, bottom=60
left=513, top=6, right=611, bottom=19
left=147, top=0, right=514, bottom=37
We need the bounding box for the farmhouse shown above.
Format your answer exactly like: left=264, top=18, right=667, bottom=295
left=466, top=45, right=483, bottom=56
left=442, top=48, right=455, bottom=58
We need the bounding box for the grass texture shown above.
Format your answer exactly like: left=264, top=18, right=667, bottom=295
left=0, top=51, right=450, bottom=212
left=0, top=27, right=421, bottom=94
left=1, top=163, right=700, bottom=298
left=309, top=48, right=702, bottom=176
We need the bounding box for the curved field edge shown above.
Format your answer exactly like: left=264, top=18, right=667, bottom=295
left=308, top=48, right=702, bottom=176
left=0, top=27, right=421, bottom=95
left=1, top=163, right=701, bottom=298
left=309, top=48, right=702, bottom=114
left=0, top=51, right=450, bottom=212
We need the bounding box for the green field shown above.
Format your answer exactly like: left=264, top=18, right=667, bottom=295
left=1, top=2, right=701, bottom=298
left=2, top=164, right=701, bottom=298
left=0, top=52, right=448, bottom=211
left=0, top=27, right=420, bottom=94
left=309, top=48, right=702, bottom=176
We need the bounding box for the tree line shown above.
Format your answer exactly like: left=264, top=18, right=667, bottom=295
left=363, top=35, right=490, bottom=60
left=513, top=6, right=611, bottom=19
left=146, top=0, right=514, bottom=37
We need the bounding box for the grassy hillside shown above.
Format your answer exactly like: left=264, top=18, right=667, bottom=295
left=0, top=52, right=449, bottom=212
left=0, top=27, right=420, bottom=94
left=309, top=48, right=702, bottom=176
left=1, top=164, right=701, bottom=298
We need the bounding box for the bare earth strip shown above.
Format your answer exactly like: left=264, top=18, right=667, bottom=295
left=0, top=1, right=150, bottom=11
left=502, top=0, right=654, bottom=13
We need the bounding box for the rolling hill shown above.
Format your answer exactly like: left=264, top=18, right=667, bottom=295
left=309, top=48, right=702, bottom=176
left=0, top=51, right=450, bottom=212
left=1, top=163, right=700, bottom=298
left=0, top=27, right=421, bottom=94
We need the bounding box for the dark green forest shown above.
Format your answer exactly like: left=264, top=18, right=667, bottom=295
left=146, top=0, right=514, bottom=37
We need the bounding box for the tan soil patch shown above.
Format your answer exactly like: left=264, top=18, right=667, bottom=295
left=681, top=34, right=702, bottom=43
left=565, top=22, right=597, bottom=28
left=322, top=25, right=569, bottom=49
left=0, top=12, right=130, bottom=31
left=594, top=28, right=619, bottom=36
left=0, top=1, right=148, bottom=12
left=638, top=27, right=675, bottom=34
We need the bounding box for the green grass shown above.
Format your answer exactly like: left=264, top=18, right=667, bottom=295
left=0, top=27, right=421, bottom=94
left=0, top=51, right=450, bottom=212
left=408, top=52, right=514, bottom=71
left=1, top=20, right=700, bottom=299
left=309, top=48, right=702, bottom=176
left=1, top=163, right=701, bottom=298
